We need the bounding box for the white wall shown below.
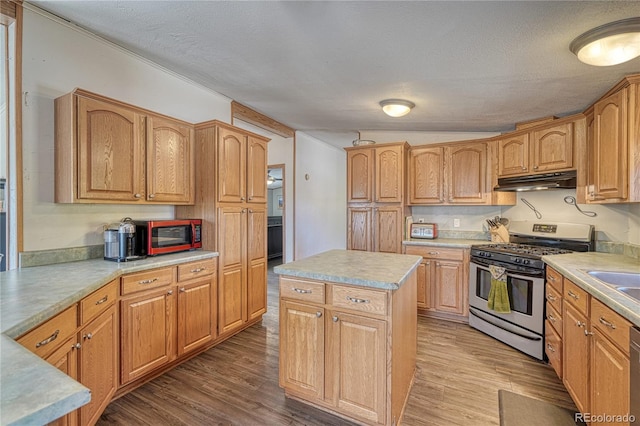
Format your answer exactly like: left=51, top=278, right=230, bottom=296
left=22, top=7, right=231, bottom=251
left=268, top=188, right=283, bottom=217
left=295, top=132, right=346, bottom=259
left=233, top=120, right=295, bottom=263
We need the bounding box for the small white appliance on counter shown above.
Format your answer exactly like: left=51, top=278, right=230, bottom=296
left=410, top=223, right=438, bottom=239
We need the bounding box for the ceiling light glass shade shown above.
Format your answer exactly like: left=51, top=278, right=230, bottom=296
left=570, top=17, right=640, bottom=66
left=379, top=99, right=415, bottom=117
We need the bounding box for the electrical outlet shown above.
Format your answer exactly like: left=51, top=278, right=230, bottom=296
left=453, top=218, right=460, bottom=228
left=418, top=218, right=424, bottom=223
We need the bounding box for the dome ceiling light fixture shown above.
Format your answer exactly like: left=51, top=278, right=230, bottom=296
left=379, top=99, right=415, bottom=117
left=569, top=17, right=640, bottom=66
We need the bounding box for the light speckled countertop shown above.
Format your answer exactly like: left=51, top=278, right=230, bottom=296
left=274, top=249, right=422, bottom=290
left=403, top=238, right=490, bottom=248
left=0, top=250, right=218, bottom=426
left=542, top=252, right=640, bottom=328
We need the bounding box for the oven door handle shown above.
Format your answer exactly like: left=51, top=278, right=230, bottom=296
left=470, top=258, right=544, bottom=279
left=469, top=307, right=542, bottom=341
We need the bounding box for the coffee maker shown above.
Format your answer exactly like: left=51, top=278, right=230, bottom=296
left=104, top=217, right=144, bottom=262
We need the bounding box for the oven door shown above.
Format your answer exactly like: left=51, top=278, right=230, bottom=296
left=469, top=259, right=544, bottom=334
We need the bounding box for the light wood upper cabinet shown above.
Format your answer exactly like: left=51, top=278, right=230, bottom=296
left=408, top=146, right=444, bottom=204
left=409, top=142, right=490, bottom=205
left=497, top=118, right=577, bottom=178
left=375, top=145, right=404, bottom=203
left=146, top=115, right=194, bottom=203
left=497, top=134, right=529, bottom=176
left=531, top=122, right=573, bottom=172
left=590, top=87, right=629, bottom=202
left=347, top=149, right=373, bottom=203
left=446, top=143, right=487, bottom=204
left=55, top=89, right=195, bottom=204
left=218, top=126, right=269, bottom=204
left=75, top=95, right=146, bottom=202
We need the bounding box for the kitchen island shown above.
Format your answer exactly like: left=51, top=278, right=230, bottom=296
left=274, top=249, right=421, bottom=426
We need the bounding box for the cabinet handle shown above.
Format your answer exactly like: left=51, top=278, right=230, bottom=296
left=35, top=329, right=60, bottom=348
left=546, top=343, right=555, bottom=352
left=138, top=278, right=158, bottom=285
left=72, top=342, right=81, bottom=350
left=83, top=333, right=93, bottom=340
left=548, top=276, right=556, bottom=282
left=346, top=296, right=369, bottom=304
left=598, top=316, right=616, bottom=330
left=547, top=313, right=556, bottom=322
left=95, top=295, right=109, bottom=305
left=179, top=287, right=186, bottom=293
left=567, top=290, right=579, bottom=300
left=190, top=267, right=205, bottom=273
left=428, top=251, right=439, bottom=255
left=148, top=193, right=155, bottom=199
left=167, top=290, right=173, bottom=295
left=546, top=294, right=557, bottom=302
left=292, top=287, right=312, bottom=294
left=584, top=329, right=594, bottom=336
left=134, top=193, right=142, bottom=199
left=332, top=316, right=339, bottom=322
left=576, top=320, right=585, bottom=328
left=316, top=311, right=322, bottom=318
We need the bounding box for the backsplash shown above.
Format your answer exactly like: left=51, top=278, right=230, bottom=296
left=19, top=244, right=103, bottom=268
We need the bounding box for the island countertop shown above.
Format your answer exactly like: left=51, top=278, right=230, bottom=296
left=274, top=249, right=422, bottom=290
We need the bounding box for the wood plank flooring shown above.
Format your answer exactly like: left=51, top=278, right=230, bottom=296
left=98, top=258, right=576, bottom=425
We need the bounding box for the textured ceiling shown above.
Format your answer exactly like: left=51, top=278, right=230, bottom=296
left=29, top=1, right=640, bottom=136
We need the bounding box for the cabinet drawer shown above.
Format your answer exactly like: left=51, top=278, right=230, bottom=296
left=545, top=284, right=562, bottom=315
left=404, top=245, right=464, bottom=261
left=17, top=305, right=78, bottom=358
left=590, top=298, right=631, bottom=355
left=178, top=259, right=217, bottom=282
left=564, top=279, right=589, bottom=315
left=545, top=301, right=562, bottom=337
left=280, top=277, right=325, bottom=304
left=121, top=267, right=175, bottom=295
left=332, top=285, right=387, bottom=316
left=80, top=279, right=117, bottom=325
left=546, top=267, right=563, bottom=293
left=544, top=322, right=562, bottom=380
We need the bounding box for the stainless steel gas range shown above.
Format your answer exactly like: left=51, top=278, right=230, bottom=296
left=469, top=221, right=594, bottom=360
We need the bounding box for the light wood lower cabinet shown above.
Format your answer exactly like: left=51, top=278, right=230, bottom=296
left=559, top=275, right=632, bottom=424
left=17, top=281, right=118, bottom=426
left=120, top=260, right=217, bottom=384
left=279, top=274, right=416, bottom=426
left=403, top=245, right=468, bottom=321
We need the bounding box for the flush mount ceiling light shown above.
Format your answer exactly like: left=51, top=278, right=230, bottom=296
left=379, top=99, right=415, bottom=117
left=570, top=17, right=640, bottom=66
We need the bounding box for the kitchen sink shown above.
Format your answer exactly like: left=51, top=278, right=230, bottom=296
left=587, top=271, right=640, bottom=302
left=587, top=271, right=640, bottom=288
left=618, top=287, right=640, bottom=301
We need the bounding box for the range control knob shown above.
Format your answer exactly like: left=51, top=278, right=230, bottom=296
left=523, top=259, right=530, bottom=265
left=514, top=258, right=522, bottom=263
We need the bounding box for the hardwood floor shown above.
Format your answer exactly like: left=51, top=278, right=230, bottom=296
left=98, top=258, right=576, bottom=425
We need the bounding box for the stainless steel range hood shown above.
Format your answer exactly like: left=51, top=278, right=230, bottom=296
left=494, top=170, right=577, bottom=192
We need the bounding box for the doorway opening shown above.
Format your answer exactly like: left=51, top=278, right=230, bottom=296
left=267, top=164, right=285, bottom=268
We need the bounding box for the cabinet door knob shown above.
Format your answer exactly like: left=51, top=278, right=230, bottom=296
left=72, top=343, right=81, bottom=350
left=316, top=311, right=322, bottom=318
left=332, top=316, right=339, bottom=322
left=167, top=290, right=173, bottom=295
left=149, top=193, right=155, bottom=199
left=521, top=167, right=527, bottom=170
left=134, top=193, right=142, bottom=199
left=241, top=197, right=245, bottom=201
left=249, top=196, right=253, bottom=200
left=83, top=333, right=93, bottom=340
left=242, top=209, right=247, bottom=213
left=533, top=166, right=538, bottom=170
left=249, top=209, right=253, bottom=213
left=179, top=287, right=186, bottom=293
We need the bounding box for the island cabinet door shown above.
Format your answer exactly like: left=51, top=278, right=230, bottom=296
left=279, top=300, right=325, bottom=400
left=329, top=311, right=387, bottom=425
